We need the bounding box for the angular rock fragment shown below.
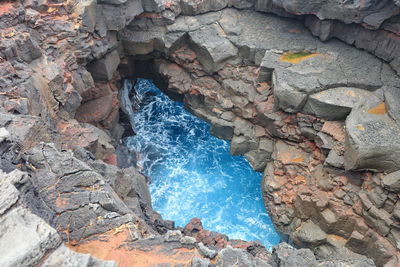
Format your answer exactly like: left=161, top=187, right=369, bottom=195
left=304, top=87, right=382, bottom=120
left=293, top=220, right=327, bottom=248
left=344, top=107, right=400, bottom=172
left=382, top=170, right=400, bottom=193
left=0, top=207, right=61, bottom=267
left=42, top=245, right=117, bottom=267
left=87, top=50, right=120, bottom=81
left=188, top=24, right=238, bottom=73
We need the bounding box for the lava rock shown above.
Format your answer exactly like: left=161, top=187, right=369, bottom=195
left=87, top=50, right=120, bottom=81
left=0, top=207, right=61, bottom=267
left=273, top=242, right=317, bottom=267
left=191, top=256, right=211, bottom=267
left=344, top=107, right=400, bottom=172
left=293, top=220, right=327, bottom=248
left=382, top=170, right=400, bottom=192
left=214, top=246, right=256, bottom=267
left=188, top=24, right=238, bottom=73
left=42, top=245, right=117, bottom=267
left=197, top=242, right=217, bottom=259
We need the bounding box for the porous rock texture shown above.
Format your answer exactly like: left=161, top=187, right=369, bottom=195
left=0, top=0, right=399, bottom=266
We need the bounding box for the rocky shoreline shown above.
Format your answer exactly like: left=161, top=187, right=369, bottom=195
left=0, top=0, right=399, bottom=266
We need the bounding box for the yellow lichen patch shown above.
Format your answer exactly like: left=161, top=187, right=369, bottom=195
left=367, top=102, right=386, bottom=115
left=356, top=124, right=365, bottom=131
left=47, top=7, right=57, bottom=13
left=291, top=157, right=304, bottom=163
left=280, top=51, right=321, bottom=64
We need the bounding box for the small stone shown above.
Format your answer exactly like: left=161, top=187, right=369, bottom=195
left=87, top=50, right=120, bottom=81
left=382, top=170, right=400, bottom=193
left=42, top=245, right=117, bottom=267
left=191, top=256, right=211, bottom=267
left=293, top=220, right=327, bottom=248
left=165, top=230, right=183, bottom=242
left=325, top=149, right=345, bottom=169
left=244, top=150, right=271, bottom=172
left=272, top=243, right=317, bottom=267
left=215, top=246, right=255, bottom=267
left=0, top=128, right=9, bottom=143
left=197, top=243, right=217, bottom=259
left=180, top=236, right=196, bottom=245
left=333, top=189, right=346, bottom=199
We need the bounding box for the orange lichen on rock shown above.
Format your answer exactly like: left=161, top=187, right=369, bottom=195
left=291, top=157, right=304, bottom=163
left=280, top=51, right=322, bottom=64
left=68, top=227, right=200, bottom=267
left=367, top=102, right=386, bottom=115
left=355, top=124, right=365, bottom=131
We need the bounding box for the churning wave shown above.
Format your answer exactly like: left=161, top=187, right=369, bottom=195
left=124, top=78, right=280, bottom=249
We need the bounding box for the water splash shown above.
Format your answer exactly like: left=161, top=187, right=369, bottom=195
left=124, top=79, right=280, bottom=249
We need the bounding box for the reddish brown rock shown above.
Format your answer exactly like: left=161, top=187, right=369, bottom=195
left=75, top=94, right=113, bottom=123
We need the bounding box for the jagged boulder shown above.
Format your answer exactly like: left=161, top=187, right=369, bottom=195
left=255, top=0, right=399, bottom=29
left=344, top=106, right=400, bottom=172
left=382, top=170, right=400, bottom=193
left=0, top=207, right=61, bottom=267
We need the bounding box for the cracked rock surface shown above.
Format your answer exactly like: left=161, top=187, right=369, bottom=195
left=0, top=0, right=399, bottom=266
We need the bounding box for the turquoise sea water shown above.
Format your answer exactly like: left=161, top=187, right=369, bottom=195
left=125, top=79, right=280, bottom=249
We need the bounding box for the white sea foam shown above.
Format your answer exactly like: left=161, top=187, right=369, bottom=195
left=124, top=79, right=280, bottom=249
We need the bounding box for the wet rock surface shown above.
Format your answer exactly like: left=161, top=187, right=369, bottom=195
left=0, top=0, right=399, bottom=266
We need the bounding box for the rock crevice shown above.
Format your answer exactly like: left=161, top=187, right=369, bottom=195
left=1, top=0, right=400, bottom=266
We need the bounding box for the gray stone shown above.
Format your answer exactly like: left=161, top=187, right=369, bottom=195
left=22, top=143, right=151, bottom=242
left=293, top=220, right=327, bottom=248
left=222, top=79, right=257, bottom=102
left=315, top=132, right=334, bottom=150
left=0, top=207, right=61, bottom=267
left=0, top=170, right=22, bottom=215
left=0, top=127, right=9, bottom=143
left=325, top=149, right=344, bottom=169
left=272, top=242, right=317, bottom=267
left=165, top=230, right=183, bottom=242
left=262, top=40, right=384, bottom=113
left=303, top=87, right=382, bottom=120
left=210, top=118, right=234, bottom=140
left=244, top=150, right=271, bottom=172
left=87, top=50, right=120, bottom=81
left=42, top=245, right=117, bottom=267
left=215, top=246, right=255, bottom=267
left=363, top=206, right=392, bottom=236
left=259, top=138, right=274, bottom=153
left=197, top=242, right=217, bottom=259
left=98, top=0, right=143, bottom=31
left=191, top=256, right=211, bottom=267
left=367, top=187, right=387, bottom=208
left=180, top=0, right=228, bottom=15
left=180, top=236, right=196, bottom=245
left=256, top=0, right=399, bottom=29
left=383, top=86, right=400, bottom=124
left=119, top=27, right=165, bottom=55
left=230, top=135, right=258, bottom=155
left=344, top=108, right=400, bottom=172
left=75, top=0, right=97, bottom=32
left=188, top=24, right=238, bottom=73
left=382, top=170, right=400, bottom=193
left=305, top=15, right=400, bottom=68
left=388, top=228, right=400, bottom=251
